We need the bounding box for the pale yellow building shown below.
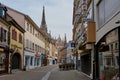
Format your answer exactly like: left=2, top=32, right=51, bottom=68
left=9, top=18, right=25, bottom=71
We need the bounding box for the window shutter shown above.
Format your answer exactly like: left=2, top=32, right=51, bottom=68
left=1, top=27, right=3, bottom=42
left=8, top=31, right=10, bottom=45
left=0, top=27, right=1, bottom=41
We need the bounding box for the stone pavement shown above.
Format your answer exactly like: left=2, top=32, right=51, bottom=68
left=0, top=65, right=91, bottom=80
left=48, top=67, right=91, bottom=80
left=0, top=65, right=57, bottom=80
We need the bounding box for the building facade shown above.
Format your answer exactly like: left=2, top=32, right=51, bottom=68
left=0, top=5, right=10, bottom=74
left=6, top=5, right=46, bottom=70
left=40, top=6, right=51, bottom=66
left=9, top=18, right=25, bottom=72
left=24, top=16, right=45, bottom=69
left=59, top=47, right=67, bottom=63
left=56, top=35, right=67, bottom=63
left=72, top=0, right=120, bottom=79
left=73, top=0, right=95, bottom=78
left=66, top=41, right=75, bottom=64
left=94, top=0, right=120, bottom=79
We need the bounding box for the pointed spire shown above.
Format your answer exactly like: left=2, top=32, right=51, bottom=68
left=40, top=6, right=47, bottom=33
left=58, top=35, right=61, bottom=42
left=64, top=33, right=67, bottom=46
left=41, top=6, right=46, bottom=25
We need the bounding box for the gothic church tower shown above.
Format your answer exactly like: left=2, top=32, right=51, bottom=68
left=40, top=6, right=47, bottom=33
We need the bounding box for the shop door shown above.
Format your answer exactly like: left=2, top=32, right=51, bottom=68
left=12, top=53, right=20, bottom=69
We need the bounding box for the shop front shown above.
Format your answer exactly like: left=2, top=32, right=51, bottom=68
left=0, top=46, right=9, bottom=74
left=81, top=51, right=91, bottom=76
left=95, top=28, right=119, bottom=80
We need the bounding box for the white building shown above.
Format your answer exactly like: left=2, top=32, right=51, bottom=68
left=66, top=41, right=75, bottom=63
left=24, top=16, right=45, bottom=69
left=6, top=6, right=45, bottom=70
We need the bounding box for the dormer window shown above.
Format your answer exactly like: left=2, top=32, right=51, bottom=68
left=0, top=8, right=5, bottom=17
left=0, top=4, right=7, bottom=18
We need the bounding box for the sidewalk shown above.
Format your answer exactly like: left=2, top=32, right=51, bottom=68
left=48, top=68, right=91, bottom=80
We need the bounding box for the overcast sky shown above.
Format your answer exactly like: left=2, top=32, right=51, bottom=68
left=0, top=0, right=73, bottom=41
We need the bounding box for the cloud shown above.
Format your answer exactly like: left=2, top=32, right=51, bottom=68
left=0, top=0, right=73, bottom=41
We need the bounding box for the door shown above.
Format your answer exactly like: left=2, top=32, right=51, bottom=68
left=12, top=53, right=20, bottom=69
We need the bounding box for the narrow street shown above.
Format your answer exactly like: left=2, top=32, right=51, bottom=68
left=0, top=65, right=91, bottom=80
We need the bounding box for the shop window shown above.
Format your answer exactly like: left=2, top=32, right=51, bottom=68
left=116, top=56, right=119, bottom=66
left=105, top=57, right=111, bottom=67
left=30, top=57, right=33, bottom=66
left=0, top=52, right=6, bottom=71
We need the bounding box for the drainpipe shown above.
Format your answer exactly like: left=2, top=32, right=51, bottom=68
left=118, top=27, right=120, bottom=80
left=8, top=24, right=12, bottom=74
left=91, top=0, right=95, bottom=79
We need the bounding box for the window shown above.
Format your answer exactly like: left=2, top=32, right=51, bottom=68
left=98, top=0, right=120, bottom=27
left=30, top=41, right=32, bottom=50
left=33, top=28, right=34, bottom=35
left=32, top=43, right=34, bottom=50
left=111, top=44, right=113, bottom=51
left=12, top=29, right=17, bottom=41
left=98, top=0, right=105, bottom=27
left=105, top=57, right=111, bottom=66
left=35, top=44, right=37, bottom=51
left=3, top=29, right=7, bottom=42
left=27, top=23, right=29, bottom=31
left=71, top=43, right=75, bottom=47
left=26, top=39, right=29, bottom=48
left=115, top=42, right=118, bottom=50
left=0, top=8, right=5, bottom=18
left=19, top=34, right=22, bottom=43
left=12, top=29, right=14, bottom=39
left=30, top=25, right=32, bottom=33
left=0, top=27, right=7, bottom=43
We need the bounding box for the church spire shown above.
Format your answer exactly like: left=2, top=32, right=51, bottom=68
left=64, top=33, right=67, bottom=46
left=40, top=6, right=47, bottom=33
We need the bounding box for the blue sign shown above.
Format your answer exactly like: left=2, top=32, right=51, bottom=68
left=41, top=54, right=45, bottom=59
